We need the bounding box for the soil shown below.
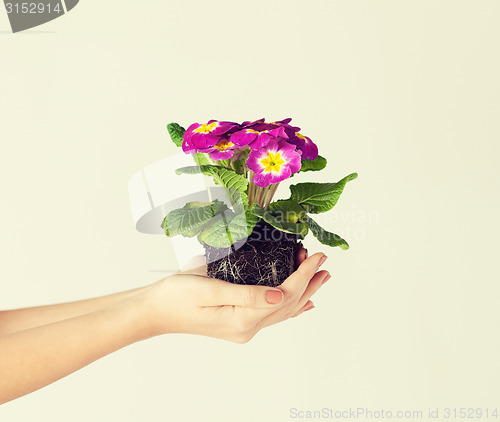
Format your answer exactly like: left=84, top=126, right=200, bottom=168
left=203, top=220, right=300, bottom=287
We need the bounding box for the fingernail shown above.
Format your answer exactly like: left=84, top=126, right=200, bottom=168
left=318, top=255, right=328, bottom=268
left=305, top=304, right=315, bottom=312
left=266, top=290, right=283, bottom=304
left=322, top=274, right=331, bottom=285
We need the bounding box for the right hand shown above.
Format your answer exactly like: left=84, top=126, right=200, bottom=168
left=139, top=246, right=330, bottom=343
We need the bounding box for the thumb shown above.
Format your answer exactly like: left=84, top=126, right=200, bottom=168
left=205, top=279, right=284, bottom=309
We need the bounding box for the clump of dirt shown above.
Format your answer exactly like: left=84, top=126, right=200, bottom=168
left=203, top=220, right=300, bottom=287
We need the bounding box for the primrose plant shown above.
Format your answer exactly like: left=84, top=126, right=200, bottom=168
left=162, top=118, right=357, bottom=254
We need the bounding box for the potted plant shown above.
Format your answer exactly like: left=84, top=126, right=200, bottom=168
left=162, top=118, right=357, bottom=287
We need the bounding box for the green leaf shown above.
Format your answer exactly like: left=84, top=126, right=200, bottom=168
left=228, top=188, right=248, bottom=214
left=228, top=206, right=260, bottom=240
left=246, top=204, right=308, bottom=237
left=175, top=165, right=248, bottom=193
left=264, top=213, right=308, bottom=238
left=161, top=200, right=228, bottom=237
left=200, top=205, right=261, bottom=248
left=166, top=123, right=185, bottom=148
left=199, top=212, right=234, bottom=248
left=176, top=165, right=249, bottom=210
left=303, top=215, right=349, bottom=250
left=298, top=155, right=327, bottom=173
left=245, top=205, right=306, bottom=238
left=289, top=172, right=358, bottom=214
left=193, top=153, right=211, bottom=166
left=268, top=199, right=307, bottom=223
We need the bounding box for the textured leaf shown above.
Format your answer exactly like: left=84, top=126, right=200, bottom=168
left=298, top=155, right=327, bottom=173
left=199, top=213, right=234, bottom=247
left=228, top=206, right=260, bottom=240
left=193, top=153, right=211, bottom=166
left=264, top=213, right=308, bottom=237
left=200, top=206, right=261, bottom=247
left=161, top=200, right=228, bottom=237
left=175, top=165, right=248, bottom=194
left=303, top=215, right=349, bottom=250
left=247, top=204, right=307, bottom=237
left=176, top=165, right=249, bottom=210
left=166, top=123, right=185, bottom=148
left=289, top=172, right=358, bottom=214
left=268, top=199, right=307, bottom=223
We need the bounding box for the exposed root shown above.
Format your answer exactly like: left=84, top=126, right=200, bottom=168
left=204, top=221, right=299, bottom=287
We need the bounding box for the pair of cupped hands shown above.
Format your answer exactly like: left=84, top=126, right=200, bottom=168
left=139, top=244, right=331, bottom=343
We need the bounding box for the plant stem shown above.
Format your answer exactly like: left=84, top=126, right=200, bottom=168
left=248, top=171, right=255, bottom=204
left=258, top=186, right=271, bottom=207
left=264, top=183, right=280, bottom=210
left=254, top=186, right=263, bottom=206
left=248, top=183, right=255, bottom=204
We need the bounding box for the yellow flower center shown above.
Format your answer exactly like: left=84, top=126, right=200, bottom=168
left=247, top=129, right=268, bottom=134
left=296, top=132, right=307, bottom=141
left=194, top=122, right=218, bottom=134
left=214, top=139, right=233, bottom=151
left=261, top=152, right=285, bottom=172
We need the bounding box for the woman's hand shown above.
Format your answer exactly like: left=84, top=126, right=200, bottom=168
left=139, top=245, right=330, bottom=343
left=0, top=245, right=330, bottom=403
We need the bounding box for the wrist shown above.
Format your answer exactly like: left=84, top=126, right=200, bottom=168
left=112, top=292, right=163, bottom=341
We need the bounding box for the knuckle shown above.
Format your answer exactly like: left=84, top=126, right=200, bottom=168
left=284, top=292, right=298, bottom=307
left=240, top=287, right=257, bottom=307
left=295, top=264, right=312, bottom=279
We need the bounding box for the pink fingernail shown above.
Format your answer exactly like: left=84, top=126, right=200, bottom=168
left=305, top=304, right=315, bottom=312
left=322, top=274, right=331, bottom=285
left=318, top=255, right=328, bottom=268
left=266, top=290, right=283, bottom=304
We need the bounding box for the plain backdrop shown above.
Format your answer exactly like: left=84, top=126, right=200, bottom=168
left=1, top=1, right=499, bottom=421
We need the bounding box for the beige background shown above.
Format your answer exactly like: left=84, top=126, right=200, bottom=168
left=1, top=1, right=499, bottom=421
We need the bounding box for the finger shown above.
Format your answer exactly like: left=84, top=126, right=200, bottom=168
left=291, top=300, right=315, bottom=318
left=281, top=252, right=328, bottom=297
left=255, top=305, right=288, bottom=330
left=202, top=279, right=284, bottom=309
left=297, top=271, right=330, bottom=309
left=295, top=244, right=308, bottom=269
left=255, top=297, right=314, bottom=329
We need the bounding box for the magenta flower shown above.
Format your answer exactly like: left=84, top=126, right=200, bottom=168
left=269, top=118, right=301, bottom=139
left=182, top=120, right=237, bottom=154
left=268, top=118, right=318, bottom=160
left=293, top=132, right=318, bottom=160
left=230, top=119, right=287, bottom=150
left=199, top=136, right=237, bottom=160
left=247, top=140, right=301, bottom=187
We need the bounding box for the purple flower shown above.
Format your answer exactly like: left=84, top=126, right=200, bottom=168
left=230, top=119, right=287, bottom=150
left=269, top=118, right=301, bottom=140
left=268, top=118, right=318, bottom=160
left=182, top=120, right=237, bottom=154
left=199, top=136, right=237, bottom=160
left=293, top=132, right=318, bottom=160
left=246, top=140, right=301, bottom=187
